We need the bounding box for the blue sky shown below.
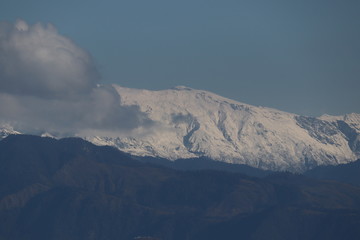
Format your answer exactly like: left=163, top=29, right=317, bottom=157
left=1, top=0, right=359, bottom=116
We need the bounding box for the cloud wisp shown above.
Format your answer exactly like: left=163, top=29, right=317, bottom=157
left=0, top=20, right=152, bottom=136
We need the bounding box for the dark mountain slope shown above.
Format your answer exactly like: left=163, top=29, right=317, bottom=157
left=305, top=159, right=360, bottom=186
left=135, top=156, right=273, bottom=177
left=0, top=135, right=360, bottom=240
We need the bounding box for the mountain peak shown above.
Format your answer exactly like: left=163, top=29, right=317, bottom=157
left=95, top=86, right=360, bottom=172
left=1, top=85, right=359, bottom=172
left=172, top=85, right=194, bottom=91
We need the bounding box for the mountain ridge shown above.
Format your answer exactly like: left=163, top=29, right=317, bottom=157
left=95, top=85, right=359, bottom=172
left=1, top=134, right=360, bottom=240
left=1, top=85, right=359, bottom=172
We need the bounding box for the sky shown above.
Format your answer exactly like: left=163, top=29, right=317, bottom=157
left=0, top=0, right=359, bottom=117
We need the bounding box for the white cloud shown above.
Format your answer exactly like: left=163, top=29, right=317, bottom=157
left=0, top=20, right=152, bottom=135
left=15, top=20, right=28, bottom=31
left=0, top=20, right=99, bottom=98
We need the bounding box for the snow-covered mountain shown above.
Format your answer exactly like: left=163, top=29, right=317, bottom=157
left=85, top=85, right=359, bottom=172
left=1, top=85, right=359, bottom=172
left=0, top=124, right=20, bottom=139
